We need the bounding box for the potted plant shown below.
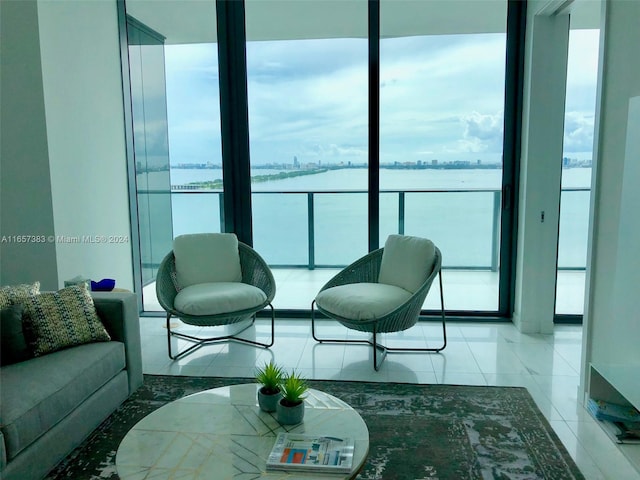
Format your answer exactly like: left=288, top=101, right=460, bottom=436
left=255, top=361, right=284, bottom=412
left=276, top=370, right=308, bottom=425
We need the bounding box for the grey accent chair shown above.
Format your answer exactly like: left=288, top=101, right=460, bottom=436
left=156, top=233, right=276, bottom=360
left=311, top=234, right=446, bottom=370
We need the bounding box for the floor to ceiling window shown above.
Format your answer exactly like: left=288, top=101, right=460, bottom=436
left=555, top=1, right=601, bottom=317
left=165, top=43, right=224, bottom=238
left=122, top=0, right=525, bottom=317
left=379, top=0, right=508, bottom=312
left=124, top=0, right=222, bottom=311
left=244, top=1, right=369, bottom=269
left=127, top=17, right=173, bottom=289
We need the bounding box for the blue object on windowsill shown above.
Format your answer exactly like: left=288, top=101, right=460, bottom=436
left=91, top=279, right=116, bottom=292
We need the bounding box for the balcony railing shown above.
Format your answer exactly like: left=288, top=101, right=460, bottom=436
left=147, top=187, right=590, bottom=273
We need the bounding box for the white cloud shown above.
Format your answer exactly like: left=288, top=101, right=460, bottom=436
left=162, top=30, right=597, bottom=166
left=563, top=112, right=595, bottom=153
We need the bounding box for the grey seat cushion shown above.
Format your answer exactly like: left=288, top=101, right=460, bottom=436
left=0, top=341, right=125, bottom=461
left=174, top=282, right=267, bottom=316
left=316, top=283, right=412, bottom=321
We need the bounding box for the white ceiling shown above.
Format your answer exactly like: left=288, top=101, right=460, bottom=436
left=124, top=0, right=601, bottom=45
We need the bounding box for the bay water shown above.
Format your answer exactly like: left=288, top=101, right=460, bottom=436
left=142, top=167, right=591, bottom=269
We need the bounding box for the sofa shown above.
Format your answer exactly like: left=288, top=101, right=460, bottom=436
left=0, top=290, right=143, bottom=480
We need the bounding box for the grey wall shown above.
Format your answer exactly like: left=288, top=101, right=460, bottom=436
left=0, top=0, right=58, bottom=290
left=38, top=0, right=134, bottom=291
left=1, top=0, right=134, bottom=292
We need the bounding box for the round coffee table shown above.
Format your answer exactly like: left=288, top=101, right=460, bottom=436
left=116, top=383, right=369, bottom=479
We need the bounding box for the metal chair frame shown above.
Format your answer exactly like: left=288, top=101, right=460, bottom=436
left=311, top=246, right=447, bottom=371
left=165, top=306, right=275, bottom=361
left=156, top=241, right=276, bottom=360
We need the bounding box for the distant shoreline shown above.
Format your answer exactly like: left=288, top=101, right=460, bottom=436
left=140, top=162, right=591, bottom=174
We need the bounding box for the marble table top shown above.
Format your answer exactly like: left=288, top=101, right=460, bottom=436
left=116, top=383, right=370, bottom=479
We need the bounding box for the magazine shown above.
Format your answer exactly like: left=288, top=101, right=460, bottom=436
left=586, top=398, right=640, bottom=423
left=266, top=432, right=355, bottom=473
left=598, top=418, right=640, bottom=444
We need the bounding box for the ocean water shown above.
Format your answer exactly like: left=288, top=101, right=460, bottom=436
left=139, top=167, right=591, bottom=269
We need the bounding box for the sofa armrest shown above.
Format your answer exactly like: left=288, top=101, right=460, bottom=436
left=91, top=292, right=143, bottom=395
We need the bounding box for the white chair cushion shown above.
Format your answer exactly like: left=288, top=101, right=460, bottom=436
left=174, top=282, right=267, bottom=316
left=378, top=235, right=436, bottom=293
left=315, top=283, right=412, bottom=321
left=173, top=233, right=242, bottom=288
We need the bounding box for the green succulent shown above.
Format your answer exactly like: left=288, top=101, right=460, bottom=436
left=280, top=370, right=308, bottom=406
left=255, top=361, right=284, bottom=395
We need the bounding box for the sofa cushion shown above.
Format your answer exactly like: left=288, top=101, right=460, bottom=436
left=173, top=233, right=242, bottom=288
left=174, top=282, right=267, bottom=316
left=316, top=283, right=412, bottom=321
left=0, top=305, right=32, bottom=366
left=378, top=235, right=436, bottom=293
left=21, top=284, right=110, bottom=356
left=0, top=282, right=40, bottom=309
left=0, top=340, right=125, bottom=461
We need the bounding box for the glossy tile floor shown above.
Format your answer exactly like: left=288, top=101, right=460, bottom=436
left=140, top=317, right=640, bottom=480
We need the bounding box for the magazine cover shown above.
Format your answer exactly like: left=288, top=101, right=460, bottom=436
left=587, top=398, right=640, bottom=423
left=266, top=433, right=355, bottom=473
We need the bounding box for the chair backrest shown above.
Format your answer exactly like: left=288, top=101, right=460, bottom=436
left=378, top=235, right=436, bottom=293
left=173, top=233, right=242, bottom=288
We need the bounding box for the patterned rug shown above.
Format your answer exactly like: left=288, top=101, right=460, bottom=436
left=46, top=375, right=584, bottom=479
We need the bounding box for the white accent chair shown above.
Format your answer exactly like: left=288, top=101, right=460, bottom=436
left=156, top=233, right=276, bottom=360
left=311, top=235, right=446, bottom=370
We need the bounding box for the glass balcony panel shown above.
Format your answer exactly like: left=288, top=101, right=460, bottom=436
left=404, top=191, right=498, bottom=269
left=171, top=192, right=221, bottom=237
left=557, top=190, right=590, bottom=269
left=314, top=193, right=368, bottom=267
left=380, top=192, right=400, bottom=240
left=252, top=193, right=308, bottom=266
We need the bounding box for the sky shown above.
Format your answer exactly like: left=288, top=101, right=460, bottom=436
left=163, top=28, right=600, bottom=168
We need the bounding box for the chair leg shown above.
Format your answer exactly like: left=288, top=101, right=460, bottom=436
left=311, top=275, right=447, bottom=370
left=371, top=329, right=388, bottom=371
left=312, top=300, right=388, bottom=371
left=312, top=300, right=371, bottom=347
left=166, top=304, right=276, bottom=360
left=382, top=271, right=447, bottom=354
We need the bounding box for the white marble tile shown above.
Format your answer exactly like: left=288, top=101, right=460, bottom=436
left=138, top=319, right=640, bottom=479
left=430, top=341, right=482, bottom=375
left=467, top=342, right=530, bottom=375
left=435, top=372, right=488, bottom=386
left=549, top=420, right=607, bottom=480
left=566, top=420, right=640, bottom=480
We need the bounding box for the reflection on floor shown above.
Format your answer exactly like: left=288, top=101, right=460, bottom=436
left=139, top=318, right=640, bottom=480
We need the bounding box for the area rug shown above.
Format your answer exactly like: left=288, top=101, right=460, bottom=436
left=46, top=375, right=584, bottom=479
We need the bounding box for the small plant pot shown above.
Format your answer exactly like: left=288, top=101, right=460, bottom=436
left=258, top=387, right=282, bottom=412
left=276, top=399, right=305, bottom=425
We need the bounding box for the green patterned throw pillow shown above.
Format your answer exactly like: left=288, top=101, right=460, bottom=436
left=0, top=282, right=40, bottom=309
left=22, top=283, right=111, bottom=356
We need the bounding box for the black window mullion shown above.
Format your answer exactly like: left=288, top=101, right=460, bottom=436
left=500, top=0, right=527, bottom=316
left=368, top=0, right=380, bottom=252
left=216, top=0, right=253, bottom=245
